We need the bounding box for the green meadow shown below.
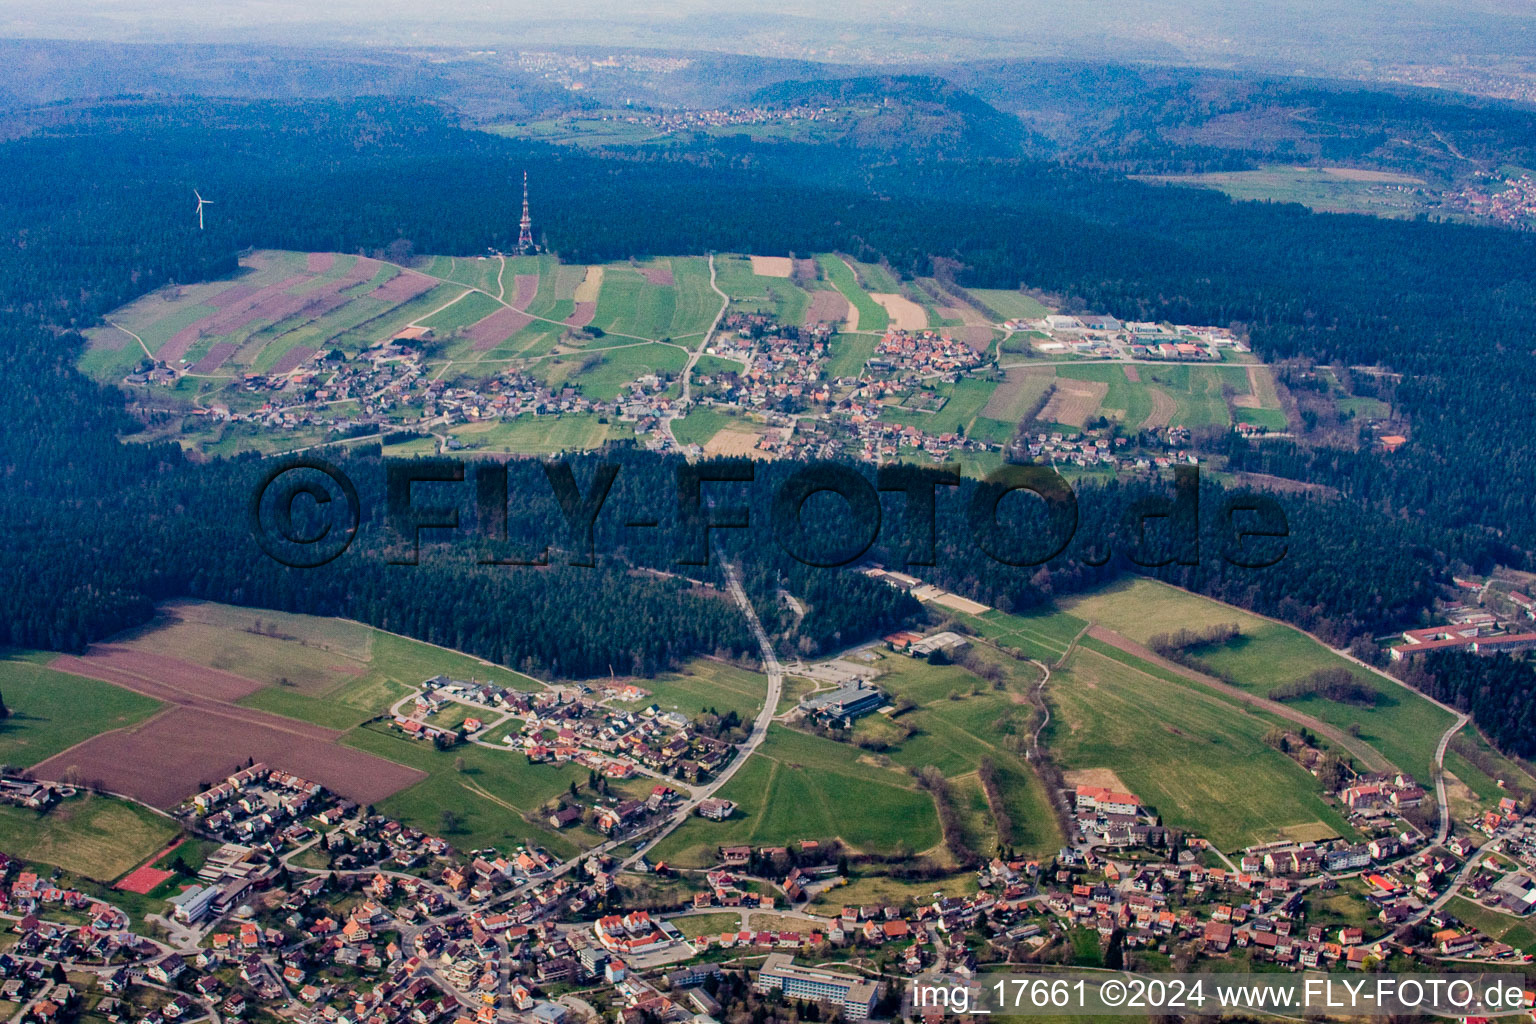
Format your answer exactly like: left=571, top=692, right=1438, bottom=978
left=648, top=725, right=940, bottom=867
left=0, top=654, right=163, bottom=768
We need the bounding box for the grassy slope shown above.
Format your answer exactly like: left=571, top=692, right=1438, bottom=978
left=854, top=651, right=1063, bottom=857
left=968, top=289, right=1049, bottom=320
left=649, top=725, right=939, bottom=867
left=610, top=661, right=769, bottom=726
left=0, top=655, right=163, bottom=768
left=1061, top=578, right=1459, bottom=782
left=1045, top=643, right=1353, bottom=849
left=0, top=794, right=175, bottom=881
left=344, top=723, right=589, bottom=858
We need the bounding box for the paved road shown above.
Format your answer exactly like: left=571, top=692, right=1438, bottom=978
left=662, top=252, right=729, bottom=448
left=1325, top=640, right=1469, bottom=846
left=620, top=551, right=782, bottom=867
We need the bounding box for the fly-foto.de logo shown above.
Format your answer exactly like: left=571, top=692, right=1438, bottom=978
left=250, top=458, right=1288, bottom=571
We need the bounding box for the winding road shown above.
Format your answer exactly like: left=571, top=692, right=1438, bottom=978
left=619, top=551, right=782, bottom=867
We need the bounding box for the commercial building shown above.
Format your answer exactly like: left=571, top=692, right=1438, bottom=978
left=168, top=884, right=217, bottom=924
left=799, top=683, right=884, bottom=724
left=755, top=954, right=878, bottom=1020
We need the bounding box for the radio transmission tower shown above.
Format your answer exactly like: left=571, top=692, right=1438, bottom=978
left=517, top=171, right=535, bottom=253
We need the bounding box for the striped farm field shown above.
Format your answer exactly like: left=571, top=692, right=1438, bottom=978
left=968, top=289, right=1050, bottom=320
left=816, top=254, right=888, bottom=332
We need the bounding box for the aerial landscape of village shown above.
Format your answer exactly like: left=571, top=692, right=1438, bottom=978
left=11, top=0, right=1536, bottom=1021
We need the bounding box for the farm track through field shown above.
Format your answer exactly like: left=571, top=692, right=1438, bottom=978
left=1140, top=387, right=1177, bottom=429
left=107, top=321, right=153, bottom=360
left=664, top=253, right=730, bottom=447
left=1145, top=580, right=1470, bottom=845
left=381, top=258, right=688, bottom=354
left=1084, top=626, right=1396, bottom=774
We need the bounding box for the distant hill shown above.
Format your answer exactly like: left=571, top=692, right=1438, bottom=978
left=747, top=74, right=1034, bottom=157
left=937, top=59, right=1536, bottom=177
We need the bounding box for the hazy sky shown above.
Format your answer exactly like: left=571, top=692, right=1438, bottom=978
left=5, top=0, right=1535, bottom=68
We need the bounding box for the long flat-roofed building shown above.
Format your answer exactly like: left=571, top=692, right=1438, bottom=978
left=755, top=954, right=877, bottom=1019
left=799, top=683, right=884, bottom=724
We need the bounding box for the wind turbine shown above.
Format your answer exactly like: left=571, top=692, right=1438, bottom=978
left=194, top=189, right=213, bottom=230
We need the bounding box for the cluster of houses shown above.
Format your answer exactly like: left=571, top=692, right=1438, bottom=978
left=510, top=697, right=733, bottom=786
left=749, top=416, right=1205, bottom=475
left=12, top=765, right=1536, bottom=1024
left=1072, top=785, right=1172, bottom=848
left=577, top=103, right=834, bottom=136
left=1447, top=172, right=1536, bottom=228
left=1016, top=426, right=1202, bottom=471
left=786, top=410, right=1003, bottom=466
left=693, top=315, right=836, bottom=411
left=393, top=675, right=735, bottom=787
left=869, top=329, right=982, bottom=375
left=591, top=910, right=681, bottom=956
left=184, top=764, right=338, bottom=859
left=687, top=314, right=995, bottom=465
left=138, top=281, right=1265, bottom=477
left=1339, top=773, right=1428, bottom=816
left=175, top=344, right=428, bottom=433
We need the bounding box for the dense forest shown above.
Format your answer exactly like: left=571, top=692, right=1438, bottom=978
left=1398, top=652, right=1536, bottom=759
left=0, top=96, right=1533, bottom=738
